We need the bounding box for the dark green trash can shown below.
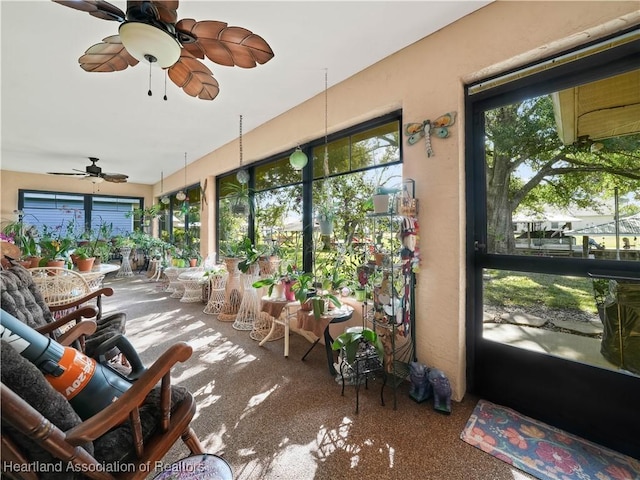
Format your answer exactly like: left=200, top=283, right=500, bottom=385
left=601, top=280, right=640, bottom=375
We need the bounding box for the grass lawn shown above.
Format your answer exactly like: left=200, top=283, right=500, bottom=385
left=483, top=269, right=598, bottom=313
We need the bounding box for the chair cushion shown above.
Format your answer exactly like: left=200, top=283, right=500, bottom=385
left=1, top=340, right=93, bottom=480
left=0, top=264, right=59, bottom=338
left=1, top=264, right=127, bottom=357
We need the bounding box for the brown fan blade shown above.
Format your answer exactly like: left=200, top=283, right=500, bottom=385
left=168, top=53, right=220, bottom=101
left=103, top=173, right=128, bottom=183
left=52, top=0, right=125, bottom=22
left=47, top=172, right=88, bottom=177
left=78, top=35, right=139, bottom=72
left=176, top=19, right=274, bottom=68
left=150, top=0, right=178, bottom=24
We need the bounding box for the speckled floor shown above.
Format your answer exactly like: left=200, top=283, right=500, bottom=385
left=103, top=273, right=537, bottom=480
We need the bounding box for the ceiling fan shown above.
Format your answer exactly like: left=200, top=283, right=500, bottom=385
left=47, top=157, right=129, bottom=183
left=52, top=0, right=275, bottom=101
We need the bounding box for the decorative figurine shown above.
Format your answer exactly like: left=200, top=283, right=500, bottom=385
left=427, top=367, right=452, bottom=414
left=409, top=361, right=431, bottom=403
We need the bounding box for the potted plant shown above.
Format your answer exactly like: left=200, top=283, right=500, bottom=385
left=292, top=271, right=342, bottom=319
left=223, top=182, right=253, bottom=216
left=372, top=187, right=391, bottom=214
left=78, top=221, right=113, bottom=266
left=236, top=238, right=266, bottom=274
left=331, top=327, right=383, bottom=366
left=316, top=202, right=336, bottom=236
left=253, top=264, right=299, bottom=300
left=72, top=244, right=96, bottom=272
left=1, top=220, right=40, bottom=266
left=38, top=221, right=76, bottom=267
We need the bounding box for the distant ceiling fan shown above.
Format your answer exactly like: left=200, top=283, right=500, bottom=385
left=47, top=157, right=129, bottom=183
left=52, top=0, right=275, bottom=100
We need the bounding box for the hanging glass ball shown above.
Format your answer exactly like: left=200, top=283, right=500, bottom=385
left=236, top=169, right=250, bottom=184
left=289, top=147, right=308, bottom=170
left=161, top=196, right=170, bottom=205
left=176, top=190, right=187, bottom=201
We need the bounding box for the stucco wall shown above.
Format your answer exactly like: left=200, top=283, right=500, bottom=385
left=2, top=1, right=637, bottom=400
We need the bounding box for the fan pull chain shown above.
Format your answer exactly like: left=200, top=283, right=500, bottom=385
left=148, top=62, right=152, bottom=97
left=164, top=70, right=168, bottom=101
left=239, top=114, right=243, bottom=166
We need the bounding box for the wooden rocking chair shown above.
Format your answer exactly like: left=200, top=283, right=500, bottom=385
left=1, top=340, right=205, bottom=480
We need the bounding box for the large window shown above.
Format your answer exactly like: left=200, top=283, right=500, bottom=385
left=217, top=113, right=403, bottom=279
left=18, top=190, right=142, bottom=237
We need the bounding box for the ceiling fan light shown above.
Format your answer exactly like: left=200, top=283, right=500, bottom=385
left=119, top=22, right=181, bottom=68
left=176, top=190, right=187, bottom=201
left=84, top=176, right=104, bottom=184
left=289, top=147, right=308, bottom=170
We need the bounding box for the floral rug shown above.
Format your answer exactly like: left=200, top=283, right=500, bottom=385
left=460, top=399, right=640, bottom=480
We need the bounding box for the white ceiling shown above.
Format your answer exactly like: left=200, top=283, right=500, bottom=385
left=1, top=1, right=489, bottom=185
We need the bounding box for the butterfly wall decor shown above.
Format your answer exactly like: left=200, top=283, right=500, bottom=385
left=404, top=112, right=456, bottom=157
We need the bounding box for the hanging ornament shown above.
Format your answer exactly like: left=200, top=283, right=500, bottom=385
left=289, top=146, right=308, bottom=170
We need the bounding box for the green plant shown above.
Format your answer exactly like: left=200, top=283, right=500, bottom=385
left=223, top=183, right=253, bottom=215
left=331, top=328, right=383, bottom=365
left=234, top=237, right=266, bottom=273
left=291, top=271, right=341, bottom=319
left=316, top=201, right=336, bottom=222
left=125, top=204, right=162, bottom=222
left=253, top=264, right=300, bottom=296
left=78, top=221, right=113, bottom=260
left=38, top=221, right=77, bottom=262
left=73, top=244, right=93, bottom=260
left=320, top=265, right=349, bottom=293
left=114, top=236, right=136, bottom=249
left=1, top=220, right=39, bottom=258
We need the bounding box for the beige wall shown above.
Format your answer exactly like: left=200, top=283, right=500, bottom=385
left=2, top=1, right=637, bottom=400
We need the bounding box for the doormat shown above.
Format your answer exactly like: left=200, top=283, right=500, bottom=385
left=460, top=399, right=639, bottom=480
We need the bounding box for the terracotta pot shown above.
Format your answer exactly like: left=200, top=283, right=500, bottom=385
left=189, top=258, right=198, bottom=267
left=76, top=257, right=95, bottom=272
left=46, top=259, right=66, bottom=274
left=29, top=256, right=42, bottom=268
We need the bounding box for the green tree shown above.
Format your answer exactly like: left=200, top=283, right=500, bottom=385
left=485, top=95, right=640, bottom=253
